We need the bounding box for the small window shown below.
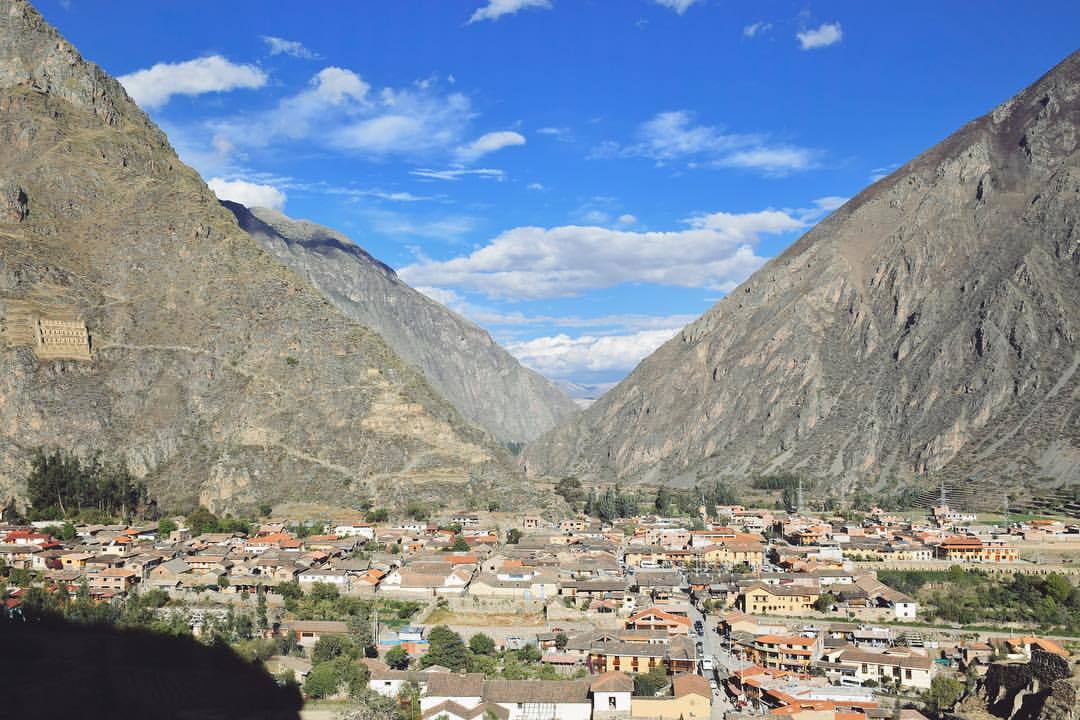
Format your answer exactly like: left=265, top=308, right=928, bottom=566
left=609, top=696, right=617, bottom=709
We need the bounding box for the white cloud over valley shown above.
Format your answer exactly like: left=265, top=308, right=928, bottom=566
left=399, top=207, right=804, bottom=300
left=507, top=328, right=679, bottom=378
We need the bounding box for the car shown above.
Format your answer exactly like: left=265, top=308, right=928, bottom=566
left=710, top=679, right=719, bottom=694
left=694, top=620, right=704, bottom=630
left=701, top=657, right=714, bottom=672
left=696, top=641, right=704, bottom=652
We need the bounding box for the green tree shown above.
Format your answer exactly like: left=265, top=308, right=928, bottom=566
left=186, top=507, right=220, bottom=535
left=506, top=528, right=522, bottom=544
left=421, top=625, right=469, bottom=671
left=555, top=477, right=585, bottom=506
left=303, top=661, right=341, bottom=699
left=925, top=674, right=965, bottom=713
left=312, top=635, right=355, bottom=663
left=385, top=645, right=410, bottom=670
left=554, top=632, right=568, bottom=650
left=517, top=644, right=540, bottom=663
left=633, top=663, right=668, bottom=696
left=469, top=633, right=496, bottom=655
left=450, top=536, right=470, bottom=552
left=157, top=518, right=177, bottom=537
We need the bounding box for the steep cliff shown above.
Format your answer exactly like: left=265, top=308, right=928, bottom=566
left=0, top=0, right=524, bottom=512
left=224, top=202, right=578, bottom=445
left=525, top=50, right=1080, bottom=496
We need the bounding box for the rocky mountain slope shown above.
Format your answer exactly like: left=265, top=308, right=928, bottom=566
left=525, top=50, right=1080, bottom=498
left=0, top=0, right=526, bottom=512
left=223, top=202, right=577, bottom=445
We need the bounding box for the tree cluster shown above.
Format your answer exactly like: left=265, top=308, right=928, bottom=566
left=25, top=449, right=148, bottom=521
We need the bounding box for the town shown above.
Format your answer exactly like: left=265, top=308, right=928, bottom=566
left=2, top=495, right=1078, bottom=720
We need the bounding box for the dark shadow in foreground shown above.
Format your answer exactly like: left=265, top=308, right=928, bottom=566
left=0, top=617, right=303, bottom=720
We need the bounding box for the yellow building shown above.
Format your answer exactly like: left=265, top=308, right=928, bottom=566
left=739, top=583, right=819, bottom=616
left=631, top=674, right=711, bottom=720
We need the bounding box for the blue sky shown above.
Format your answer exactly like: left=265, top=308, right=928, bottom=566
left=40, top=0, right=1080, bottom=389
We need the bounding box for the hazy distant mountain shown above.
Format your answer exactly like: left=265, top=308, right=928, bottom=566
left=553, top=379, right=617, bottom=408
left=224, top=203, right=579, bottom=445
left=525, top=50, right=1080, bottom=498
left=0, top=0, right=526, bottom=512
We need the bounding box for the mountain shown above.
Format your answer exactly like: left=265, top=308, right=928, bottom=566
left=223, top=202, right=578, bottom=445
left=525, top=50, right=1080, bottom=499
left=0, top=0, right=528, bottom=513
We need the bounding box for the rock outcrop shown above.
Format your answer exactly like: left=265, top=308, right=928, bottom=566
left=224, top=202, right=578, bottom=445
left=957, top=649, right=1078, bottom=720
left=0, top=0, right=527, bottom=512
left=525, top=50, right=1080, bottom=496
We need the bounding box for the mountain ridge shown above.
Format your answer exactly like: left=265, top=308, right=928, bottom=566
left=223, top=201, right=579, bottom=445
left=524, top=49, right=1080, bottom=500
left=0, top=0, right=532, bottom=513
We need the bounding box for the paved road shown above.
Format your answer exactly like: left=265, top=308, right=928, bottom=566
left=688, top=602, right=734, bottom=720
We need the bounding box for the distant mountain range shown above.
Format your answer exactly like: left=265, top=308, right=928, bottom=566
left=224, top=202, right=578, bottom=445
left=525, top=50, right=1080, bottom=499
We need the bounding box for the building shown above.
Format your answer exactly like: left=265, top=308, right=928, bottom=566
left=822, top=647, right=935, bottom=690
left=750, top=634, right=823, bottom=674
left=631, top=673, right=712, bottom=720
left=739, top=583, right=820, bottom=616
left=590, top=671, right=633, bottom=720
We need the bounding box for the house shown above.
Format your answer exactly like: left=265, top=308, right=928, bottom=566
left=89, top=567, right=138, bottom=595
left=936, top=536, right=983, bottom=562
left=591, top=671, right=633, bottom=720
left=739, top=583, right=820, bottom=616
left=631, top=673, right=712, bottom=720
left=381, top=562, right=474, bottom=597
left=626, top=607, right=692, bottom=635
left=1003, top=636, right=1070, bottom=660
left=289, top=620, right=350, bottom=650
left=333, top=523, right=375, bottom=540
left=823, top=647, right=935, bottom=690
left=469, top=568, right=557, bottom=601
left=298, top=567, right=351, bottom=593
left=749, top=634, right=823, bottom=673
left=420, top=675, right=593, bottom=720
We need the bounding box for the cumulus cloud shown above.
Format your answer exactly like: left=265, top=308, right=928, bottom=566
left=207, top=177, right=286, bottom=211
left=797, top=22, right=843, bottom=50
left=507, top=329, right=679, bottom=378
left=203, top=68, right=486, bottom=161
left=617, top=214, right=637, bottom=226
left=118, top=56, right=268, bottom=109
left=399, top=207, right=803, bottom=300
left=594, top=110, right=820, bottom=175
left=455, top=131, right=526, bottom=162
left=743, top=21, right=772, bottom=38
left=654, top=0, right=701, bottom=14
left=468, top=0, right=551, bottom=24
left=261, top=35, right=320, bottom=59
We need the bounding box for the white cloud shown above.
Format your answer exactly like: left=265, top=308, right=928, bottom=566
left=617, top=214, right=637, bottom=226
left=455, top=131, right=526, bottom=162
left=654, top=0, right=701, bottom=15
left=595, top=110, right=820, bottom=176
left=261, top=35, right=319, bottom=59
left=797, top=22, right=843, bottom=50
left=537, top=126, right=571, bottom=141
left=527, top=182, right=545, bottom=190
left=118, top=56, right=268, bottom=109
left=207, top=177, right=286, bottom=211
left=870, top=163, right=900, bottom=182
left=410, top=168, right=506, bottom=181
left=399, top=207, right=803, bottom=300
left=743, top=21, right=772, bottom=38
left=468, top=0, right=552, bottom=24
left=507, top=328, right=678, bottom=378
left=202, top=68, right=484, bottom=162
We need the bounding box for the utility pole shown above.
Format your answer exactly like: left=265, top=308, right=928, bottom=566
left=797, top=477, right=804, bottom=515
left=1002, top=492, right=1009, bottom=532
